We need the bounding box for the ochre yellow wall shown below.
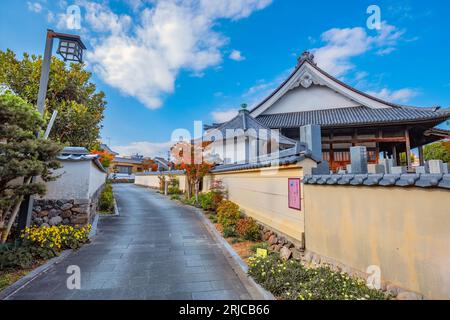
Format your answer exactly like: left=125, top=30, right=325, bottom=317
left=206, top=161, right=315, bottom=245
left=304, top=185, right=450, bottom=299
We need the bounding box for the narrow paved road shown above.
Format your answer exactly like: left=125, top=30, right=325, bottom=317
left=7, top=184, right=255, bottom=300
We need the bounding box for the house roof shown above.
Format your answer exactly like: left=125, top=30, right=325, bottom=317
left=246, top=51, right=450, bottom=127
left=204, top=108, right=297, bottom=146
left=100, top=144, right=119, bottom=156
left=58, top=147, right=107, bottom=173
left=112, top=157, right=143, bottom=165
left=154, top=157, right=170, bottom=169
left=256, top=105, right=450, bottom=129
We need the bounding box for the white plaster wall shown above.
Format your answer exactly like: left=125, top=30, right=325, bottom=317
left=38, top=161, right=90, bottom=200
left=37, top=160, right=106, bottom=200
left=88, top=161, right=107, bottom=198
left=263, top=85, right=360, bottom=115
left=135, top=174, right=187, bottom=192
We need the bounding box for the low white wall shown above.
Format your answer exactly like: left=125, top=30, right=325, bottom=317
left=135, top=172, right=187, bottom=192
left=38, top=160, right=106, bottom=200
left=88, top=161, right=107, bottom=198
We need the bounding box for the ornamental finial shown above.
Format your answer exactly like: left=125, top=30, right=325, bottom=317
left=297, top=50, right=316, bottom=66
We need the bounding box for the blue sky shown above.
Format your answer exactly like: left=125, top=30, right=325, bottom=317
left=1, top=0, right=449, bottom=156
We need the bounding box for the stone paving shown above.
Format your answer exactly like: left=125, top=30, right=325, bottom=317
left=7, top=184, right=253, bottom=300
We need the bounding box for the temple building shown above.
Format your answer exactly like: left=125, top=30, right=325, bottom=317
left=207, top=51, right=450, bottom=172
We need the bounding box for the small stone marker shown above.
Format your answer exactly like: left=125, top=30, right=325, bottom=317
left=346, top=164, right=352, bottom=174
left=350, top=146, right=368, bottom=174
left=368, top=164, right=385, bottom=174
left=415, top=166, right=427, bottom=174
left=378, top=157, right=394, bottom=174
left=391, top=166, right=407, bottom=174
left=428, top=160, right=448, bottom=174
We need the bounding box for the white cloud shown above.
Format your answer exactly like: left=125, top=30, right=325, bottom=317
left=27, top=1, right=43, bottom=13
left=112, top=141, right=174, bottom=157
left=229, top=50, right=245, bottom=61
left=211, top=109, right=239, bottom=122
left=313, top=22, right=405, bottom=77
left=77, top=0, right=272, bottom=109
left=366, top=88, right=419, bottom=103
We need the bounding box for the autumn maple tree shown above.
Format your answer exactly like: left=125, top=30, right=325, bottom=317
left=172, top=141, right=213, bottom=201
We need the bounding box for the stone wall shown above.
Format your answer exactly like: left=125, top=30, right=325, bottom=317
left=32, top=184, right=104, bottom=227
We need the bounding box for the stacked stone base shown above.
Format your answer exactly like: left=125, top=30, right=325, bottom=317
left=257, top=224, right=423, bottom=299
left=259, top=226, right=304, bottom=261
left=32, top=199, right=92, bottom=227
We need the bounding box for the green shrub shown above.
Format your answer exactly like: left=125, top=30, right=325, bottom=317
left=222, top=225, right=237, bottom=238
left=248, top=255, right=388, bottom=300
left=198, top=192, right=215, bottom=211
left=217, top=200, right=240, bottom=227
left=183, top=195, right=197, bottom=206
left=98, top=183, right=114, bottom=212
left=0, top=242, right=56, bottom=270
left=208, top=214, right=218, bottom=223
left=168, top=186, right=183, bottom=195
left=170, top=194, right=180, bottom=200
left=236, top=217, right=261, bottom=241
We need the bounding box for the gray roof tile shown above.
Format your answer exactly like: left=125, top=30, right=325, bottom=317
left=304, top=173, right=449, bottom=189
left=255, top=106, right=450, bottom=128
left=379, top=174, right=401, bottom=186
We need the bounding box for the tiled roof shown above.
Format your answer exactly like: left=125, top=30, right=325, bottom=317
left=210, top=146, right=312, bottom=173
left=256, top=106, right=450, bottom=128
left=205, top=109, right=297, bottom=146
left=303, top=173, right=450, bottom=189
left=112, top=157, right=143, bottom=164
left=57, top=147, right=107, bottom=173
left=135, top=170, right=186, bottom=176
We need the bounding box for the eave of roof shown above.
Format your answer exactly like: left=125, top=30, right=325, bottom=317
left=255, top=106, right=450, bottom=129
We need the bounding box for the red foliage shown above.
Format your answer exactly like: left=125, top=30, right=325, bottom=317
left=91, top=149, right=114, bottom=168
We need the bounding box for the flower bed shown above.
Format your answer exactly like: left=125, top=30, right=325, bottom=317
left=248, top=254, right=389, bottom=300
left=0, top=224, right=91, bottom=292
left=98, top=182, right=115, bottom=214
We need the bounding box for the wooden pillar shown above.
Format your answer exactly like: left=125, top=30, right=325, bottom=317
left=405, top=128, right=412, bottom=169
left=418, top=145, right=424, bottom=166
left=329, top=130, right=334, bottom=171
left=392, top=145, right=397, bottom=166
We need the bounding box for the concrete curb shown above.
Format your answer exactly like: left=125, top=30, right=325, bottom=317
left=89, top=214, right=99, bottom=238
left=165, top=193, right=275, bottom=300
left=113, top=197, right=120, bottom=216
left=0, top=249, right=72, bottom=300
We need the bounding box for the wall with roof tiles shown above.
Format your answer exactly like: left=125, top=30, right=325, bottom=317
left=304, top=184, right=450, bottom=299
left=205, top=163, right=312, bottom=248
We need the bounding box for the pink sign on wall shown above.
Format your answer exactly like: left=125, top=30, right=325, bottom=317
left=288, top=178, right=301, bottom=210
